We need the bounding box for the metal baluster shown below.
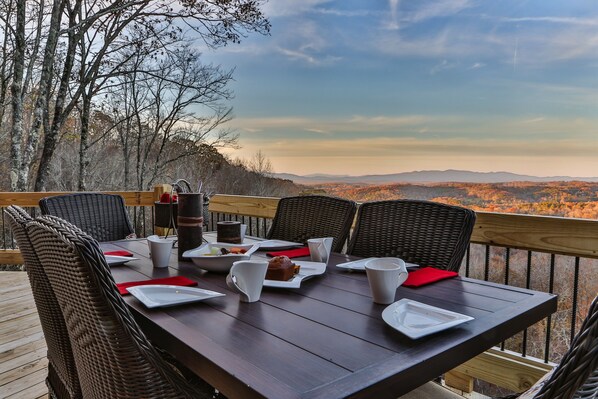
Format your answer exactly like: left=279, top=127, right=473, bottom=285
left=484, top=245, right=490, bottom=281
left=142, top=206, right=146, bottom=237
left=2, top=208, right=7, bottom=249
left=570, top=257, right=580, bottom=343
left=522, top=251, right=533, bottom=357
left=151, top=205, right=156, bottom=235
left=501, top=248, right=511, bottom=351
left=465, top=244, right=471, bottom=277
left=544, top=253, right=555, bottom=362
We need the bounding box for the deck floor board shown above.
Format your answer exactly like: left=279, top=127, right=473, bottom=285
left=0, top=272, right=48, bottom=399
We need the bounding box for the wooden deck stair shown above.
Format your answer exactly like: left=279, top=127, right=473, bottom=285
left=0, top=271, right=49, bottom=399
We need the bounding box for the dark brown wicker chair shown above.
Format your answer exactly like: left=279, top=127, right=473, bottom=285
left=5, top=206, right=82, bottom=399
left=347, top=200, right=476, bottom=272
left=39, top=192, right=135, bottom=242
left=267, top=195, right=357, bottom=253
left=516, top=294, right=597, bottom=399
left=25, top=215, right=215, bottom=399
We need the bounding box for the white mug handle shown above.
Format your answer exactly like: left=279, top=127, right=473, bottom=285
left=397, top=270, right=409, bottom=286
left=226, top=273, right=248, bottom=298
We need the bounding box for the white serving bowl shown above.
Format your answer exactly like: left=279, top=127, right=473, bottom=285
left=182, top=242, right=259, bottom=273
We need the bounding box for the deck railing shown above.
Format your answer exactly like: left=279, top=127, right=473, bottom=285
left=1, top=189, right=596, bottom=395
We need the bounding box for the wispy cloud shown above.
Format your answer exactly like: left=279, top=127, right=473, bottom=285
left=261, top=0, right=332, bottom=17
left=404, top=0, right=474, bottom=23
left=230, top=113, right=598, bottom=141
left=387, top=0, right=400, bottom=30
left=502, top=16, right=598, bottom=26
left=430, top=59, right=457, bottom=74
left=305, top=128, right=332, bottom=135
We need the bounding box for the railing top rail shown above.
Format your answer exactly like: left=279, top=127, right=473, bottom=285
left=2, top=191, right=598, bottom=259
left=0, top=191, right=155, bottom=207
left=472, top=211, right=598, bottom=258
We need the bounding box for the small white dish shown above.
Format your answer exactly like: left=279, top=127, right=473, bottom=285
left=263, top=261, right=326, bottom=288
left=182, top=242, right=259, bottom=273
left=256, top=240, right=304, bottom=251
left=382, top=299, right=474, bottom=339
left=105, top=255, right=139, bottom=266
left=127, top=285, right=225, bottom=308
left=336, top=258, right=419, bottom=271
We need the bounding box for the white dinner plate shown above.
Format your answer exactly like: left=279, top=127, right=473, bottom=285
left=105, top=255, right=139, bottom=266
left=336, top=257, right=419, bottom=271
left=382, top=299, right=474, bottom=339
left=263, top=261, right=326, bottom=288
left=256, top=239, right=304, bottom=251
left=127, top=285, right=225, bottom=308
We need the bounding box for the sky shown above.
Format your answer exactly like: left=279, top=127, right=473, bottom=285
left=199, top=0, right=598, bottom=177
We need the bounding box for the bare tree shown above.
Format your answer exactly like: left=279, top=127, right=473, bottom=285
left=100, top=44, right=239, bottom=191
left=32, top=0, right=270, bottom=191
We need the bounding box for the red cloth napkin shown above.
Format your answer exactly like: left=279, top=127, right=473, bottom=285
left=104, top=250, right=134, bottom=257
left=403, top=267, right=458, bottom=288
left=266, top=247, right=310, bottom=258
left=116, top=276, right=198, bottom=295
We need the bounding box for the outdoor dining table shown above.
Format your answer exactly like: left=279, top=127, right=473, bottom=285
left=102, top=233, right=557, bottom=399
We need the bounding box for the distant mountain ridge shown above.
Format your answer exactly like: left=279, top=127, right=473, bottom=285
left=274, top=170, right=598, bottom=184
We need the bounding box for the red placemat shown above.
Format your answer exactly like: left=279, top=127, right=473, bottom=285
left=266, top=247, right=310, bottom=258
left=103, top=250, right=134, bottom=257
left=403, top=267, right=458, bottom=288
left=116, top=276, right=197, bottom=295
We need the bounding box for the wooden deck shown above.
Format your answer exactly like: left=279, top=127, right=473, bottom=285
left=0, top=272, right=49, bottom=399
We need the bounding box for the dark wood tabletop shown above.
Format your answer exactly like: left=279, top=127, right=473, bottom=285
left=103, top=235, right=557, bottom=399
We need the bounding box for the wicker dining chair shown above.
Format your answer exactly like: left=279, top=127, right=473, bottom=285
left=25, top=215, right=215, bottom=399
left=267, top=195, right=357, bottom=253
left=515, top=294, right=597, bottom=399
left=347, top=200, right=476, bottom=272
left=39, top=192, right=135, bottom=242
left=5, top=206, right=82, bottom=399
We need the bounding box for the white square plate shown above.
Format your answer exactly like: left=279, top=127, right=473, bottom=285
left=336, top=257, right=419, bottom=271
left=256, top=240, right=304, bottom=251
left=263, top=261, right=326, bottom=288
left=105, top=255, right=139, bottom=266
left=382, top=299, right=474, bottom=339
left=127, top=285, right=225, bottom=308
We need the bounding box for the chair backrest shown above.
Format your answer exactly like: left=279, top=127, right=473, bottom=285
left=39, top=193, right=134, bottom=242
left=26, top=215, right=212, bottom=399
left=5, top=206, right=82, bottom=399
left=347, top=200, right=476, bottom=272
left=531, top=295, right=598, bottom=399
left=267, top=195, right=357, bottom=253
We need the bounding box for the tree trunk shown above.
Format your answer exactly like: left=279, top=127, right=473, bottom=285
left=34, top=2, right=78, bottom=191
left=23, top=0, right=64, bottom=190
left=78, top=90, right=92, bottom=191
left=0, top=0, right=14, bottom=126
left=10, top=0, right=25, bottom=192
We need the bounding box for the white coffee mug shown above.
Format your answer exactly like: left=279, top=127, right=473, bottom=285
left=307, top=237, right=333, bottom=264
left=226, top=260, right=268, bottom=303
left=364, top=258, right=408, bottom=304
left=147, top=235, right=175, bottom=268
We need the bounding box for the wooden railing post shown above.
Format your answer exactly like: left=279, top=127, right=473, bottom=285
left=153, top=184, right=172, bottom=237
